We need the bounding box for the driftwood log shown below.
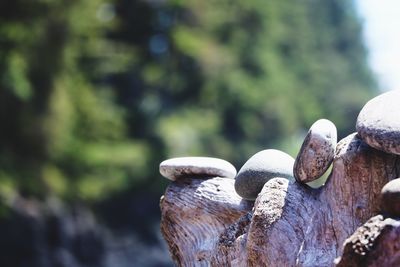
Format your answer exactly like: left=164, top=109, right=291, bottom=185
left=160, top=133, right=400, bottom=266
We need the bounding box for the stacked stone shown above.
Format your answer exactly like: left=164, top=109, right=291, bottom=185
left=356, top=90, right=400, bottom=156
left=355, top=90, right=400, bottom=217
left=381, top=179, right=400, bottom=217
left=293, top=119, right=337, bottom=184
left=159, top=90, right=400, bottom=213
left=233, top=119, right=337, bottom=200
left=234, top=149, right=295, bottom=200
left=158, top=121, right=338, bottom=200
left=159, top=157, right=237, bottom=181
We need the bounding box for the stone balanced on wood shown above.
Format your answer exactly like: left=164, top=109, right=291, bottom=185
left=357, top=90, right=400, bottom=155
left=234, top=149, right=294, bottom=200
left=294, top=119, right=337, bottom=183
left=159, top=89, right=400, bottom=266
left=381, top=178, right=400, bottom=217
left=159, top=156, right=237, bottom=181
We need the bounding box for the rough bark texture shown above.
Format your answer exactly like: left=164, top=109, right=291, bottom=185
left=160, top=133, right=400, bottom=266
left=336, top=215, right=400, bottom=267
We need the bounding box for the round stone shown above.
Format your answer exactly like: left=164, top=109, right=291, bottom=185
left=234, top=149, right=294, bottom=200
left=159, top=157, right=237, bottom=181
left=381, top=178, right=400, bottom=217
left=356, top=90, right=400, bottom=155
left=294, top=119, right=337, bottom=183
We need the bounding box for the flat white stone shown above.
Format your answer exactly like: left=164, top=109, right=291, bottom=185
left=294, top=119, right=337, bottom=183
left=159, top=157, right=237, bottom=181
left=234, top=149, right=294, bottom=200
left=356, top=90, right=400, bottom=155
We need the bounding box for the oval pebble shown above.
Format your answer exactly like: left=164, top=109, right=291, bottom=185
left=294, top=119, right=337, bottom=183
left=159, top=157, right=237, bottom=181
left=381, top=178, right=400, bottom=217
left=234, top=149, right=294, bottom=200
left=356, top=90, right=400, bottom=155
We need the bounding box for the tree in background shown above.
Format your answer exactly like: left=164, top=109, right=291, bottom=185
left=111, top=0, right=376, bottom=170
left=0, top=0, right=376, bottom=203
left=0, top=0, right=377, bottom=265
left=0, top=0, right=146, bottom=202
left=0, top=0, right=377, bottom=214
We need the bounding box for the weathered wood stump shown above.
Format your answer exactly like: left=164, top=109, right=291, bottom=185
left=336, top=215, right=400, bottom=266
left=160, top=133, right=400, bottom=266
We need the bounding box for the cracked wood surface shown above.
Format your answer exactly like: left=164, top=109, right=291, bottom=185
left=160, top=133, right=400, bottom=266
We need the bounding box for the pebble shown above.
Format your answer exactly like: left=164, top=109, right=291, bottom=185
left=234, top=149, right=294, bottom=200
left=356, top=90, right=400, bottom=155
left=293, top=119, right=337, bottom=183
left=159, top=157, right=237, bottom=181
left=381, top=178, right=400, bottom=217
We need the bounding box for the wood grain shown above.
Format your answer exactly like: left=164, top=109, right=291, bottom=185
left=160, top=133, right=400, bottom=266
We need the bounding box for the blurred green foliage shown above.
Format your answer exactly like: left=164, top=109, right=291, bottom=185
left=0, top=0, right=377, bottom=204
